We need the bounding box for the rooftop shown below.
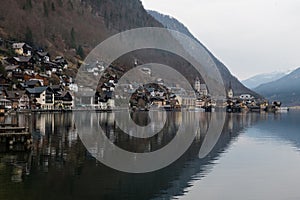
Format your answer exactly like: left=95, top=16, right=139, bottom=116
left=25, top=87, right=49, bottom=94
left=13, top=56, right=33, bottom=63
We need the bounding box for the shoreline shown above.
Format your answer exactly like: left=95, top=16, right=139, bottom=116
left=3, top=106, right=300, bottom=114
left=289, top=106, right=300, bottom=110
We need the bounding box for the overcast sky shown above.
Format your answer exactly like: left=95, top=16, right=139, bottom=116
left=141, top=0, right=300, bottom=80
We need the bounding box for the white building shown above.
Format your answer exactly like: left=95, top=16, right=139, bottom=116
left=25, top=87, right=54, bottom=109
left=239, top=94, right=253, bottom=100
left=69, top=83, right=79, bottom=92
left=228, top=88, right=234, bottom=99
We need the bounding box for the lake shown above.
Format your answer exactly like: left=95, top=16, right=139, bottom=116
left=1, top=111, right=300, bottom=200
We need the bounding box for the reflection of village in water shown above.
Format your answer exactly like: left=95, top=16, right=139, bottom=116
left=0, top=111, right=271, bottom=199
left=0, top=113, right=76, bottom=183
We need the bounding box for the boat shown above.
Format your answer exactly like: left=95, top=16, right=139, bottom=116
left=264, top=101, right=282, bottom=112
left=248, top=105, right=261, bottom=112
left=277, top=107, right=289, bottom=113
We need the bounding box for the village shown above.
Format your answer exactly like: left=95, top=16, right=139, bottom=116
left=0, top=38, right=286, bottom=115
left=126, top=74, right=286, bottom=113
left=0, top=38, right=119, bottom=114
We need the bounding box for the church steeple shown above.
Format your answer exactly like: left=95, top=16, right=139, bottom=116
left=228, top=81, right=234, bottom=98
left=194, top=77, right=201, bottom=93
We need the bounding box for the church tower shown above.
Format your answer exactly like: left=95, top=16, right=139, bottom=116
left=228, top=82, right=234, bottom=99
left=194, top=77, right=201, bottom=93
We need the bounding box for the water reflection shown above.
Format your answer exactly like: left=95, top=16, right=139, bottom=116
left=248, top=112, right=300, bottom=150
left=0, top=111, right=294, bottom=200
left=175, top=111, right=300, bottom=200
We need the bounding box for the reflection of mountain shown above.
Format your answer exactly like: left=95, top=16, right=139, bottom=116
left=0, top=112, right=261, bottom=200
left=150, top=113, right=262, bottom=199
left=249, top=111, right=300, bottom=150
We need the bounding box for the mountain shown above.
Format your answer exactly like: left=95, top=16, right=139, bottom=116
left=0, top=0, right=162, bottom=60
left=0, top=1, right=260, bottom=98
left=242, top=71, right=289, bottom=89
left=254, top=67, right=300, bottom=106
left=148, top=10, right=260, bottom=97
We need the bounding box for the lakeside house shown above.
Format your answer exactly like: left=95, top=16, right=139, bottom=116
left=5, top=90, right=30, bottom=109
left=25, top=87, right=54, bottom=110
left=0, top=99, right=12, bottom=110
left=0, top=86, right=74, bottom=110
left=0, top=39, right=83, bottom=111
left=75, top=88, right=96, bottom=107
left=54, top=91, right=74, bottom=109
left=24, top=86, right=74, bottom=110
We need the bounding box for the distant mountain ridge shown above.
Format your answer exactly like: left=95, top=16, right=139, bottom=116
left=148, top=10, right=260, bottom=97
left=254, top=67, right=300, bottom=106
left=242, top=71, right=290, bottom=89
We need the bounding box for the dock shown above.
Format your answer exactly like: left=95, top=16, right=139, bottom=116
left=0, top=124, right=32, bottom=151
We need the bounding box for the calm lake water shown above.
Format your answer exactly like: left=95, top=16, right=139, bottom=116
left=1, top=111, right=300, bottom=200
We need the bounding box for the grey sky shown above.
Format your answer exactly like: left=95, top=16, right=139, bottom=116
left=141, top=0, right=300, bottom=80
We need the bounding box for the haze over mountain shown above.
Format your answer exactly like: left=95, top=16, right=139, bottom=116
left=148, top=10, right=260, bottom=97
left=254, top=67, right=300, bottom=106
left=242, top=71, right=289, bottom=89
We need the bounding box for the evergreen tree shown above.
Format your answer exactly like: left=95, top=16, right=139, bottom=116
left=23, top=0, right=32, bottom=10
left=68, top=0, right=74, bottom=10
left=70, top=27, right=76, bottom=48
left=51, top=2, right=55, bottom=11
left=25, top=27, right=33, bottom=46
left=76, top=45, right=84, bottom=59
left=43, top=1, right=49, bottom=17
left=58, top=0, right=63, bottom=7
